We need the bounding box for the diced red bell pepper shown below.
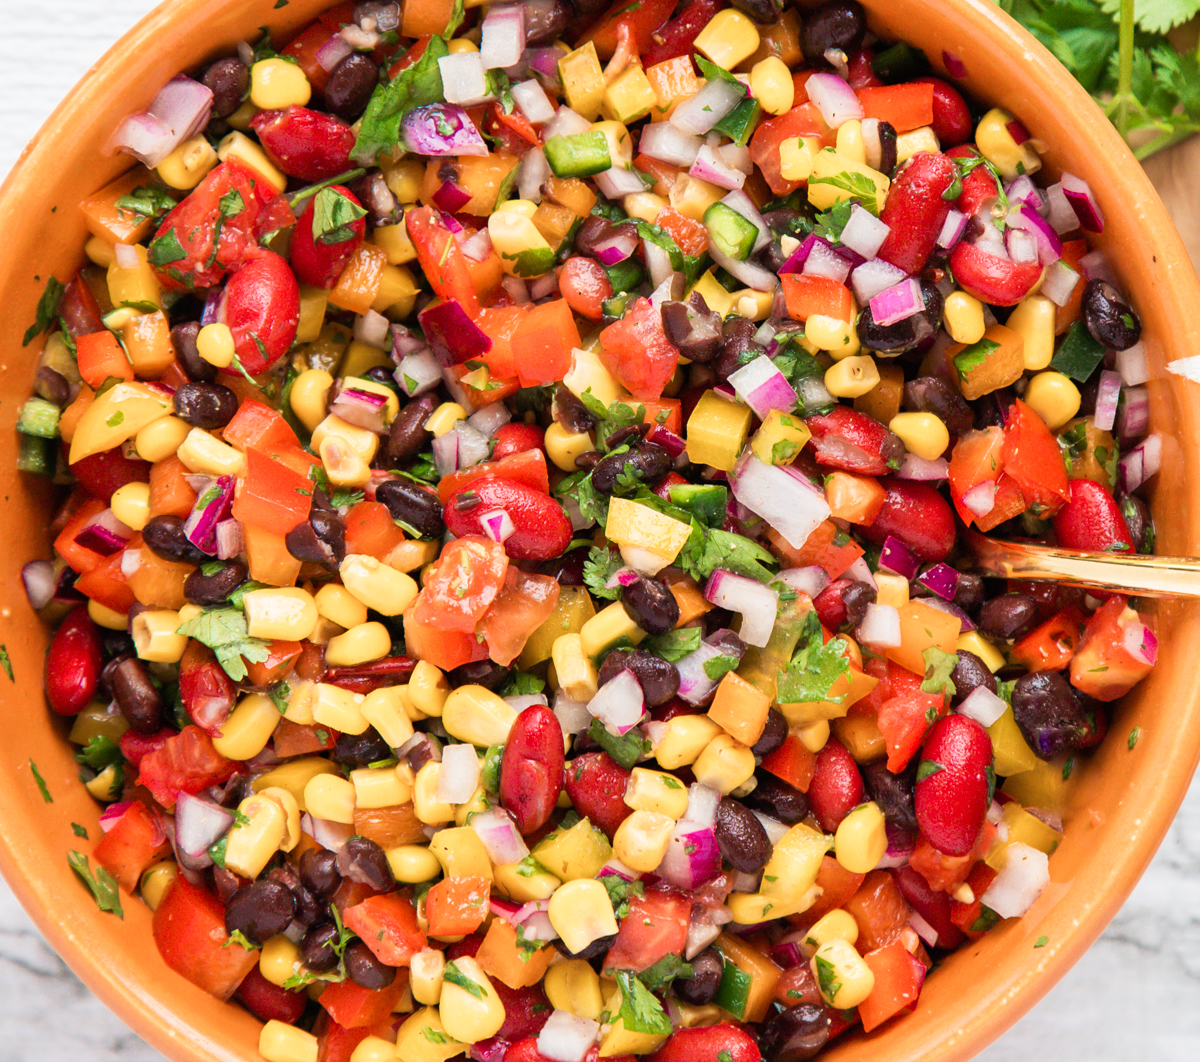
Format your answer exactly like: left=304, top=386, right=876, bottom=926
left=407, top=205, right=479, bottom=315
left=54, top=495, right=110, bottom=575
left=318, top=977, right=410, bottom=1029
left=1002, top=398, right=1070, bottom=516
left=641, top=0, right=723, bottom=65
left=581, top=0, right=676, bottom=58
left=152, top=875, right=258, bottom=1000
left=857, top=83, right=935, bottom=133
left=342, top=892, right=427, bottom=966
left=598, top=296, right=680, bottom=400
left=74, top=549, right=136, bottom=613
left=137, top=725, right=238, bottom=810
left=1010, top=606, right=1086, bottom=672
left=222, top=397, right=300, bottom=452
left=76, top=331, right=134, bottom=389
left=231, top=446, right=313, bottom=534
left=750, top=103, right=830, bottom=197
left=94, top=800, right=169, bottom=892
left=858, top=942, right=926, bottom=1032
left=759, top=733, right=818, bottom=793
left=343, top=500, right=406, bottom=559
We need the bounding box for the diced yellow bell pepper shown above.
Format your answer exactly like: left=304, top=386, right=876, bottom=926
left=107, top=244, right=162, bottom=310
left=559, top=42, right=606, bottom=121
left=602, top=64, right=659, bottom=124
left=563, top=344, right=626, bottom=408
left=712, top=932, right=783, bottom=1023
left=604, top=497, right=694, bottom=564
left=884, top=599, right=962, bottom=675
left=985, top=803, right=1062, bottom=871
left=599, top=987, right=669, bottom=1056
left=1001, top=753, right=1075, bottom=812
left=751, top=410, right=812, bottom=465
left=68, top=382, right=172, bottom=464
left=807, top=149, right=890, bottom=215
left=957, top=630, right=1008, bottom=673
left=493, top=860, right=560, bottom=902
left=530, top=817, right=612, bottom=881
left=579, top=600, right=646, bottom=658
left=987, top=706, right=1040, bottom=777
left=520, top=586, right=597, bottom=668
left=686, top=390, right=752, bottom=472
left=779, top=136, right=822, bottom=183
left=689, top=270, right=735, bottom=318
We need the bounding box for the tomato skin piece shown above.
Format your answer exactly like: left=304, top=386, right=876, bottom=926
left=444, top=476, right=573, bottom=562
left=1069, top=595, right=1154, bottom=701
left=288, top=184, right=366, bottom=288
left=640, top=0, right=723, bottom=65
left=414, top=535, right=509, bottom=633
left=178, top=641, right=236, bottom=735
left=491, top=423, right=545, bottom=460
left=805, top=405, right=906, bottom=475
left=152, top=875, right=259, bottom=1001
left=219, top=248, right=300, bottom=375
left=136, top=725, right=238, bottom=810
left=559, top=256, right=613, bottom=320
left=249, top=106, right=356, bottom=182
left=598, top=297, right=680, bottom=401
left=564, top=752, right=633, bottom=839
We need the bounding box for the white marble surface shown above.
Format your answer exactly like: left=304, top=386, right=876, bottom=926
left=1, top=3, right=1198, bottom=1059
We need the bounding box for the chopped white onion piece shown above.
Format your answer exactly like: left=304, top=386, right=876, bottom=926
left=981, top=842, right=1050, bottom=918
left=956, top=685, right=1009, bottom=728
left=437, top=743, right=481, bottom=804
left=858, top=603, right=901, bottom=648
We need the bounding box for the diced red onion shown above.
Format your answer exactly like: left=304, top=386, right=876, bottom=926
left=684, top=918, right=724, bottom=960
left=656, top=821, right=722, bottom=890
left=604, top=566, right=641, bottom=591
left=686, top=784, right=721, bottom=830
left=670, top=79, right=744, bottom=136
left=909, top=910, right=939, bottom=947
left=962, top=480, right=998, bottom=517
left=879, top=535, right=920, bottom=579
left=709, top=245, right=777, bottom=293
left=728, top=354, right=799, bottom=418
left=437, top=742, right=482, bottom=804
left=461, top=228, right=494, bottom=263
left=543, top=106, right=591, bottom=139
left=752, top=811, right=789, bottom=846
left=1123, top=621, right=1157, bottom=666
left=505, top=694, right=550, bottom=716
left=729, top=451, right=830, bottom=549
left=440, top=51, right=492, bottom=107
left=114, top=242, right=141, bottom=270
left=538, top=1011, right=600, bottom=1062
left=646, top=424, right=686, bottom=458
left=403, top=103, right=489, bottom=157
left=777, top=566, right=830, bottom=599
left=943, top=50, right=968, bottom=78
left=592, top=227, right=639, bottom=267
left=957, top=685, right=1011, bottom=728
left=869, top=278, right=924, bottom=327
left=803, top=239, right=852, bottom=284
left=771, top=939, right=803, bottom=969
left=1060, top=172, right=1104, bottom=233
left=99, top=801, right=138, bottom=835
left=851, top=258, right=908, bottom=303
left=839, top=204, right=891, bottom=260
left=718, top=141, right=753, bottom=174
left=1004, top=174, right=1039, bottom=209
left=844, top=556, right=876, bottom=590
left=431, top=432, right=460, bottom=478
left=1005, top=226, right=1039, bottom=265
left=183, top=475, right=235, bottom=555
left=1092, top=370, right=1121, bottom=432
left=354, top=308, right=392, bottom=349
left=330, top=385, right=390, bottom=433
left=1078, top=249, right=1118, bottom=287
left=594, top=165, right=648, bottom=199
left=478, top=507, right=516, bottom=544
left=490, top=895, right=524, bottom=922
left=1039, top=258, right=1080, bottom=307
left=936, top=209, right=967, bottom=250
left=587, top=669, right=645, bottom=735
left=501, top=276, right=532, bottom=305
left=470, top=807, right=530, bottom=864
left=526, top=46, right=563, bottom=82
left=917, top=562, right=959, bottom=600
left=21, top=560, right=57, bottom=610
left=674, top=631, right=746, bottom=705
left=1044, top=183, right=1079, bottom=234
left=75, top=509, right=134, bottom=557
left=553, top=691, right=592, bottom=735
left=106, top=75, right=214, bottom=168
left=690, top=143, right=745, bottom=190
left=806, top=72, right=864, bottom=129
left=897, top=453, right=949, bottom=481
left=419, top=299, right=493, bottom=365
left=1116, top=341, right=1149, bottom=387
left=481, top=4, right=527, bottom=69
left=511, top=79, right=556, bottom=124
left=704, top=570, right=779, bottom=647
left=1114, top=386, right=1149, bottom=445
left=518, top=146, right=550, bottom=202
left=395, top=346, right=442, bottom=397
left=174, top=791, right=235, bottom=858
left=1006, top=204, right=1062, bottom=264
left=467, top=403, right=512, bottom=438
left=1118, top=432, right=1161, bottom=493
left=981, top=842, right=1049, bottom=918
left=215, top=519, right=243, bottom=561
left=858, top=603, right=901, bottom=647
left=638, top=122, right=702, bottom=167
left=316, top=34, right=354, bottom=72
left=454, top=421, right=491, bottom=468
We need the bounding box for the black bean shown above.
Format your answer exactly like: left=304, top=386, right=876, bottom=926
left=345, top=940, right=396, bottom=988
left=903, top=376, right=975, bottom=437
left=334, top=729, right=393, bottom=769
left=143, top=514, right=209, bottom=565
left=403, top=734, right=441, bottom=774
left=979, top=594, right=1037, bottom=639
left=363, top=365, right=399, bottom=391
left=336, top=836, right=396, bottom=892
left=538, top=546, right=589, bottom=586
left=1010, top=670, right=1091, bottom=759
left=302, top=922, right=341, bottom=973
left=597, top=648, right=680, bottom=706
left=604, top=423, right=651, bottom=452
left=760, top=1004, right=832, bottom=1062
left=173, top=381, right=240, bottom=430
left=758, top=238, right=794, bottom=275
left=574, top=450, right=602, bottom=472
left=574, top=215, right=619, bottom=258
left=715, top=798, right=773, bottom=872
left=299, top=848, right=342, bottom=901
left=752, top=707, right=788, bottom=758
left=523, top=0, right=571, bottom=43
left=730, top=0, right=781, bottom=23
left=591, top=441, right=671, bottom=494
left=224, top=881, right=296, bottom=946
left=35, top=366, right=71, bottom=407
left=386, top=394, right=436, bottom=463
left=800, top=0, right=867, bottom=68
left=865, top=119, right=899, bottom=178
left=953, top=572, right=985, bottom=614
left=203, top=57, right=249, bottom=120
left=1119, top=495, right=1153, bottom=554
left=842, top=582, right=877, bottom=628
left=675, top=947, right=724, bottom=1005
left=267, top=863, right=323, bottom=927
left=554, top=933, right=616, bottom=962
left=744, top=772, right=809, bottom=825
left=102, top=631, right=136, bottom=662
left=862, top=760, right=917, bottom=833
left=1082, top=279, right=1141, bottom=351
left=762, top=208, right=804, bottom=236
left=285, top=521, right=338, bottom=571
left=105, top=656, right=164, bottom=734
left=712, top=318, right=763, bottom=380
left=661, top=293, right=723, bottom=363
left=184, top=560, right=247, bottom=606
left=325, top=53, right=379, bottom=121
left=857, top=280, right=943, bottom=352
left=553, top=385, right=597, bottom=434
left=375, top=478, right=445, bottom=539
left=354, top=0, right=400, bottom=29
left=950, top=650, right=997, bottom=706
left=448, top=659, right=512, bottom=691
left=620, top=577, right=680, bottom=635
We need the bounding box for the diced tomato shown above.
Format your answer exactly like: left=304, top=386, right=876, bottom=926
left=136, top=725, right=238, bottom=810
left=1010, top=606, right=1086, bottom=672
left=280, top=21, right=339, bottom=93
left=152, top=875, right=258, bottom=1000
left=857, top=83, right=935, bottom=132
left=435, top=448, right=550, bottom=502
left=513, top=300, right=581, bottom=387
left=179, top=641, right=236, bottom=734
left=858, top=942, right=926, bottom=1032
left=314, top=1017, right=372, bottom=1062
left=598, top=297, right=680, bottom=401
left=343, top=500, right=406, bottom=559
left=94, top=800, right=169, bottom=892
left=1002, top=398, right=1071, bottom=516
left=230, top=447, right=312, bottom=533
left=781, top=274, right=854, bottom=323
left=74, top=550, right=135, bottom=613
left=581, top=0, right=676, bottom=58
left=477, top=568, right=561, bottom=667
left=948, top=861, right=1000, bottom=938
left=425, top=875, right=491, bottom=937
left=318, top=977, right=410, bottom=1029
left=654, top=206, right=709, bottom=257
left=342, top=892, right=427, bottom=967
left=244, top=640, right=303, bottom=687
left=413, top=535, right=509, bottom=633
left=69, top=447, right=151, bottom=505
left=1069, top=595, right=1155, bottom=701
left=404, top=600, right=492, bottom=670
left=54, top=495, right=109, bottom=575
left=749, top=103, right=830, bottom=196
left=407, top=205, right=479, bottom=315
left=559, top=257, right=613, bottom=321
left=910, top=822, right=997, bottom=894
left=794, top=856, right=867, bottom=926
left=118, top=727, right=174, bottom=769
left=766, top=521, right=864, bottom=581
left=603, top=887, right=691, bottom=972
left=274, top=719, right=339, bottom=757
left=476, top=305, right=525, bottom=379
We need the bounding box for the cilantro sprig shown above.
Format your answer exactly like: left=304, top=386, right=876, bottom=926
left=776, top=610, right=851, bottom=705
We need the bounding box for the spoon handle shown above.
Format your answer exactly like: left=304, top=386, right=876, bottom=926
left=965, top=532, right=1200, bottom=599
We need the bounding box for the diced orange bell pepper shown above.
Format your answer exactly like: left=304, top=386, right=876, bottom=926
left=124, top=539, right=192, bottom=609
left=328, top=244, right=389, bottom=315
left=767, top=521, right=863, bottom=581
left=424, top=875, right=491, bottom=938
left=94, top=800, right=168, bottom=892
left=857, top=83, right=935, bottom=133
left=401, top=0, right=457, bottom=36
left=344, top=501, right=406, bottom=559
left=80, top=167, right=161, bottom=245
left=825, top=471, right=886, bottom=524
left=475, top=305, right=527, bottom=380
left=858, top=942, right=926, bottom=1032
left=1055, top=239, right=1089, bottom=334
left=1010, top=605, right=1086, bottom=672
left=781, top=274, right=854, bottom=324
left=76, top=330, right=134, bottom=389
left=475, top=916, right=555, bottom=989
left=512, top=299, right=581, bottom=387
left=640, top=398, right=683, bottom=435
left=148, top=456, right=198, bottom=519
left=243, top=524, right=302, bottom=587
left=222, top=397, right=300, bottom=452
left=885, top=599, right=962, bottom=675
left=123, top=311, right=175, bottom=379
left=54, top=495, right=109, bottom=574
left=231, top=447, right=313, bottom=534
left=759, top=733, right=817, bottom=792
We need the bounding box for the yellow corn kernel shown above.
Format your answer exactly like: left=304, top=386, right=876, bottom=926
left=387, top=844, right=442, bottom=883
left=193, top=322, right=235, bottom=368
left=602, top=63, right=658, bottom=124
left=157, top=135, right=218, bottom=190
left=139, top=861, right=178, bottom=911
left=811, top=939, right=875, bottom=1009
left=313, top=583, right=368, bottom=630
left=243, top=587, right=319, bottom=642
left=311, top=682, right=369, bottom=735
left=211, top=693, right=279, bottom=761
left=359, top=686, right=416, bottom=748
left=780, top=135, right=823, bottom=183
left=559, top=41, right=606, bottom=121
left=442, top=685, right=518, bottom=747
left=695, top=9, right=760, bottom=69
left=957, top=630, right=1007, bottom=673
left=447, top=37, right=478, bottom=54
left=373, top=221, right=418, bottom=268
left=580, top=601, right=646, bottom=658
left=251, top=57, right=312, bottom=110
left=439, top=956, right=506, bottom=1043
left=623, top=191, right=668, bottom=225
left=807, top=313, right=858, bottom=351
left=253, top=759, right=337, bottom=812
left=176, top=603, right=203, bottom=626
left=414, top=763, right=456, bottom=825
left=424, top=402, right=467, bottom=437
left=131, top=609, right=187, bottom=663
left=727, top=288, right=772, bottom=323
left=1006, top=294, right=1057, bottom=371
left=489, top=211, right=553, bottom=277
left=339, top=554, right=418, bottom=616
left=545, top=959, right=604, bottom=1020
left=106, top=244, right=161, bottom=309
left=625, top=767, right=690, bottom=820
left=324, top=621, right=391, bottom=667
left=727, top=888, right=817, bottom=924
left=825, top=355, right=880, bottom=399
left=135, top=415, right=191, bottom=463
left=85, top=761, right=123, bottom=799
left=225, top=793, right=288, bottom=878
left=613, top=809, right=675, bottom=872
left=1024, top=371, right=1081, bottom=430
left=889, top=411, right=950, bottom=462
left=692, top=734, right=756, bottom=795
left=86, top=236, right=116, bottom=267
left=409, top=660, right=452, bottom=717
left=257, top=785, right=302, bottom=852
left=290, top=369, right=334, bottom=433
left=544, top=422, right=594, bottom=472
left=668, top=173, right=725, bottom=221
left=653, top=715, right=724, bottom=770
left=430, top=826, right=493, bottom=881
left=975, top=107, right=1042, bottom=180
left=217, top=131, right=287, bottom=193
left=387, top=537, right=440, bottom=574
left=896, top=126, right=940, bottom=163
left=836, top=119, right=867, bottom=165
left=874, top=572, right=910, bottom=609
left=395, top=1008, right=465, bottom=1062
left=260, top=937, right=304, bottom=989
left=943, top=291, right=987, bottom=345
left=259, top=1019, right=318, bottom=1062
left=808, top=149, right=890, bottom=214
left=312, top=414, right=379, bottom=463
left=411, top=948, right=446, bottom=1006
left=177, top=427, right=245, bottom=477
left=110, top=481, right=151, bottom=531
left=548, top=879, right=619, bottom=954
left=805, top=908, right=859, bottom=949
left=304, top=772, right=357, bottom=824
left=750, top=56, right=794, bottom=116
left=351, top=765, right=411, bottom=810
left=605, top=497, right=693, bottom=567
left=551, top=634, right=600, bottom=701
left=320, top=434, right=372, bottom=488
left=796, top=718, right=831, bottom=754
left=350, top=1036, right=396, bottom=1062
left=834, top=801, right=888, bottom=873
left=382, top=159, right=426, bottom=205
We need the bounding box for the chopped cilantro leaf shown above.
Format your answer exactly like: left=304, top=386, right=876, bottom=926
left=776, top=611, right=850, bottom=705
left=29, top=759, right=52, bottom=803
left=176, top=608, right=271, bottom=682
left=583, top=545, right=625, bottom=601
left=614, top=970, right=672, bottom=1035
left=23, top=277, right=65, bottom=346
left=444, top=960, right=487, bottom=998
left=67, top=851, right=123, bottom=918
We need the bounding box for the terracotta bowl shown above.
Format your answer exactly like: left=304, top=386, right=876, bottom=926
left=1, top=0, right=1198, bottom=1059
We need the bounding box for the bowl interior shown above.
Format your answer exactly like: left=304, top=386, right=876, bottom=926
left=1, top=1, right=1199, bottom=1060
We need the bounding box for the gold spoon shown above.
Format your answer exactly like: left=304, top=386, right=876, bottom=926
left=964, top=530, right=1200, bottom=599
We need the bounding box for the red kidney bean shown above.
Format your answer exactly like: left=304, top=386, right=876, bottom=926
left=234, top=964, right=306, bottom=1025
left=58, top=273, right=105, bottom=340
left=44, top=605, right=104, bottom=716
left=444, top=476, right=573, bottom=562
left=220, top=249, right=299, bottom=375
left=648, top=1024, right=762, bottom=1062
left=68, top=448, right=151, bottom=505
left=504, top=1039, right=600, bottom=1062
left=913, top=77, right=974, bottom=146
left=807, top=739, right=864, bottom=832
left=859, top=477, right=957, bottom=562
left=500, top=705, right=565, bottom=835
left=179, top=641, right=236, bottom=734
left=1052, top=477, right=1135, bottom=553
left=641, top=0, right=723, bottom=65
left=491, top=422, right=545, bottom=460
left=813, top=577, right=855, bottom=630
left=805, top=405, right=906, bottom=476
left=914, top=714, right=994, bottom=856
left=948, top=144, right=998, bottom=215
left=249, top=106, right=356, bottom=181
left=894, top=864, right=965, bottom=949
left=949, top=240, right=1044, bottom=306
left=564, top=752, right=633, bottom=839
left=288, top=184, right=366, bottom=289
left=876, top=152, right=959, bottom=275
left=494, top=980, right=553, bottom=1041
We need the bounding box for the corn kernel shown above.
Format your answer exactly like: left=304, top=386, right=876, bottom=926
left=85, top=762, right=123, bottom=799
left=339, top=554, right=418, bottom=616
left=351, top=765, right=411, bottom=810
left=425, top=402, right=468, bottom=437
left=387, top=844, right=443, bottom=883
left=889, top=411, right=950, bottom=462
left=411, top=948, right=446, bottom=1006
left=548, top=879, right=618, bottom=954
left=414, top=762, right=456, bottom=824
left=259, top=1019, right=318, bottom=1062
left=430, top=826, right=493, bottom=880
left=251, top=57, right=313, bottom=110
left=157, top=135, right=218, bottom=190
left=750, top=56, right=794, bottom=116
left=834, top=801, right=888, bottom=873
left=360, top=686, right=416, bottom=748
left=653, top=714, right=724, bottom=769
left=130, top=609, right=187, bottom=663
left=625, top=767, right=690, bottom=819
left=454, top=785, right=490, bottom=826
left=395, top=1008, right=464, bottom=1062
left=195, top=322, right=236, bottom=368
left=692, top=733, right=756, bottom=794
left=807, top=314, right=858, bottom=351
left=825, top=355, right=880, bottom=399
left=260, top=937, right=304, bottom=988
left=442, top=685, right=518, bottom=748
left=836, top=119, right=867, bottom=164
left=896, top=126, right=940, bottom=163
left=943, top=291, right=987, bottom=345
left=447, top=37, right=478, bottom=53
left=312, top=583, right=367, bottom=630
left=1024, top=371, right=1081, bottom=430
left=213, top=693, right=281, bottom=761
left=796, top=719, right=831, bottom=754
left=544, top=422, right=594, bottom=471
left=811, top=939, right=875, bottom=1009
left=225, top=793, right=288, bottom=878
left=257, top=785, right=302, bottom=852
left=139, top=861, right=178, bottom=911
left=439, top=956, right=506, bottom=1044
left=310, top=682, right=369, bottom=735
left=694, top=9, right=760, bottom=69
left=780, top=136, right=823, bottom=183
left=957, top=630, right=1007, bottom=673
left=669, top=173, right=725, bottom=221
left=290, top=369, right=334, bottom=433
left=325, top=621, right=392, bottom=667
left=86, top=236, right=116, bottom=267
left=110, top=481, right=151, bottom=531
left=217, top=131, right=287, bottom=193
left=304, top=773, right=357, bottom=824
left=613, top=809, right=675, bottom=872
left=135, top=415, right=191, bottom=462
left=975, top=107, right=1042, bottom=180
left=350, top=1036, right=396, bottom=1062
left=804, top=909, right=859, bottom=949
left=1006, top=294, right=1057, bottom=370
left=551, top=634, right=599, bottom=702
left=545, top=959, right=604, bottom=1021
left=623, top=191, right=668, bottom=224
left=409, top=660, right=452, bottom=717
left=177, top=427, right=246, bottom=477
